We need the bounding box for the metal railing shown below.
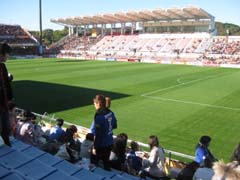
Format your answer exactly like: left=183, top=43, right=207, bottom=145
left=16, top=108, right=195, bottom=162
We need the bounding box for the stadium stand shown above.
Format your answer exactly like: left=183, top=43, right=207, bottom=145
left=5, top=107, right=189, bottom=180
left=0, top=137, right=148, bottom=180
left=0, top=24, right=39, bottom=56
left=49, top=6, right=240, bottom=67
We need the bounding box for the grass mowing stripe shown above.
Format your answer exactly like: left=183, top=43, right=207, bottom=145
left=7, top=58, right=240, bottom=161
left=143, top=95, right=240, bottom=111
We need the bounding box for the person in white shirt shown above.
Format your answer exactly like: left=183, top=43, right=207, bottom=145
left=141, top=135, right=170, bottom=180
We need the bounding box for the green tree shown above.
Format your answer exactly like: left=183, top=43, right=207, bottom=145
left=216, top=22, right=240, bottom=36
left=53, top=27, right=68, bottom=43
left=29, top=27, right=68, bottom=46
left=43, top=29, right=54, bottom=46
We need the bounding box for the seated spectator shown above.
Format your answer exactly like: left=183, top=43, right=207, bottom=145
left=176, top=161, right=199, bottom=180
left=193, top=157, right=214, bottom=180
left=31, top=115, right=47, bottom=145
left=212, top=161, right=240, bottom=180
left=109, top=133, right=128, bottom=170
left=15, top=110, right=43, bottom=146
left=125, top=141, right=142, bottom=175
left=49, top=118, right=66, bottom=143
left=80, top=133, right=94, bottom=159
left=195, top=135, right=217, bottom=165
left=56, top=125, right=81, bottom=163
left=140, top=135, right=170, bottom=180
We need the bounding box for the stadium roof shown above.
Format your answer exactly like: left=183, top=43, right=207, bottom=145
left=51, top=6, right=214, bottom=27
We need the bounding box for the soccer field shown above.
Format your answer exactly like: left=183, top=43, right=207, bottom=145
left=7, top=58, right=240, bottom=161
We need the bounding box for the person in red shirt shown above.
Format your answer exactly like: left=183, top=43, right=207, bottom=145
left=0, top=43, right=12, bottom=146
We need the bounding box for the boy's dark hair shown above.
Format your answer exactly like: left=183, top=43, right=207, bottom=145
left=86, top=133, right=94, bottom=141
left=23, top=110, right=36, bottom=120
left=1, top=43, right=12, bottom=55
left=56, top=118, right=64, bottom=127
left=130, top=141, right=139, bottom=152
left=93, top=94, right=106, bottom=108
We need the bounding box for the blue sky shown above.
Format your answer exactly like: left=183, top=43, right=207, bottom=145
left=1, top=0, right=239, bottom=31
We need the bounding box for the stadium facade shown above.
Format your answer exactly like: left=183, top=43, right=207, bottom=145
left=51, top=6, right=216, bottom=36
left=49, top=6, right=240, bottom=68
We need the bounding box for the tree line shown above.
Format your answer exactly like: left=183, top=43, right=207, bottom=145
left=30, top=27, right=68, bottom=47
left=215, top=22, right=240, bottom=36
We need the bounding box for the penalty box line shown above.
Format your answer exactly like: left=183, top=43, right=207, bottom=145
left=141, top=73, right=226, bottom=97
left=143, top=95, right=240, bottom=112
left=141, top=73, right=240, bottom=111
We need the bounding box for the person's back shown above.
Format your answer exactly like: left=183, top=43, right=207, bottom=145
left=177, top=161, right=199, bottom=180
left=125, top=141, right=142, bottom=175
left=15, top=111, right=37, bottom=146
left=15, top=118, right=35, bottom=145
left=80, top=133, right=94, bottom=159
left=49, top=118, right=65, bottom=142
left=193, top=167, right=214, bottom=180
left=92, top=94, right=117, bottom=171
left=193, top=157, right=214, bottom=180
left=110, top=133, right=128, bottom=170
left=94, top=108, right=117, bottom=148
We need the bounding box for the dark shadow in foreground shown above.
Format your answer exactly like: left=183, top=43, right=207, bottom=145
left=12, top=80, right=129, bottom=114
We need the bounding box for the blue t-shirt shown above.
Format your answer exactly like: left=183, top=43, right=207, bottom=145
left=94, top=109, right=117, bottom=148
left=90, top=121, right=95, bottom=135
left=49, top=125, right=65, bottom=141
left=126, top=150, right=142, bottom=171
left=195, top=146, right=209, bottom=164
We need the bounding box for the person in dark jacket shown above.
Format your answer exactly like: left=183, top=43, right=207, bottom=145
left=91, top=94, right=117, bottom=171
left=110, top=133, right=128, bottom=170
left=0, top=43, right=12, bottom=146
left=177, top=161, right=199, bottom=180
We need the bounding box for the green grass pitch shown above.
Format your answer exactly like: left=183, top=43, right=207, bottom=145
left=7, top=58, right=240, bottom=161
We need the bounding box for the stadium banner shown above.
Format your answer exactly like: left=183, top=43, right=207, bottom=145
left=141, top=58, right=154, bottom=63
left=85, top=56, right=94, bottom=60
left=203, top=63, right=220, bottom=67
left=128, top=58, right=136, bottom=62
left=106, top=58, right=116, bottom=61
left=161, top=60, right=172, bottom=64
left=186, top=61, right=203, bottom=66
left=220, top=64, right=240, bottom=68
left=134, top=59, right=141, bottom=63
left=78, top=56, right=86, bottom=59
left=116, top=58, right=128, bottom=62
left=96, top=58, right=106, bottom=61
left=172, top=61, right=186, bottom=65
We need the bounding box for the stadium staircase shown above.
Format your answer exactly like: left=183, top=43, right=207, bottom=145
left=22, top=27, right=39, bottom=44
left=0, top=138, right=145, bottom=180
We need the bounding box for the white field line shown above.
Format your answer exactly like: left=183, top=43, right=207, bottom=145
left=141, top=73, right=240, bottom=111
left=177, top=78, right=184, bottom=84
left=141, top=73, right=225, bottom=97
left=144, top=96, right=240, bottom=111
